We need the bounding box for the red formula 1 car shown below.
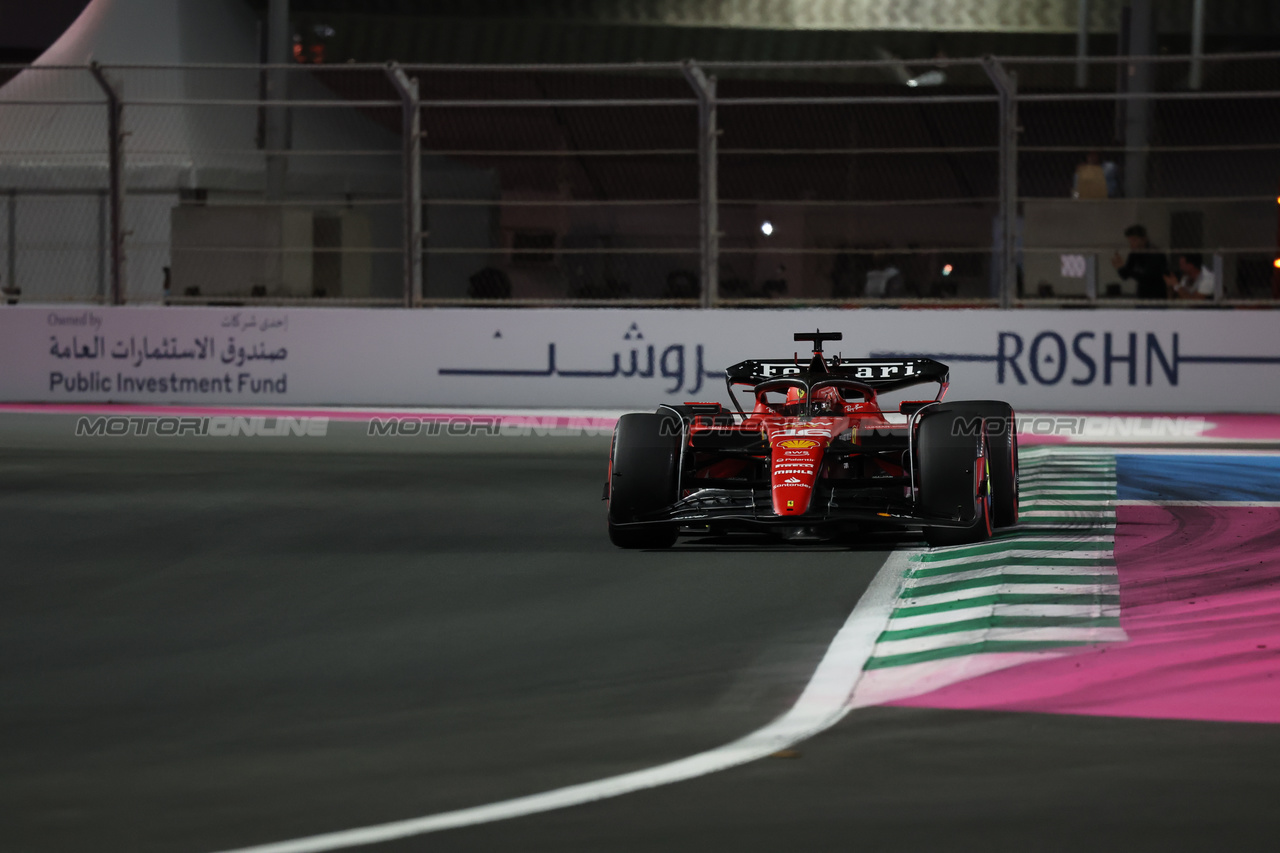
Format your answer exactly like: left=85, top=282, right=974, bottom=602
left=605, top=331, right=1018, bottom=548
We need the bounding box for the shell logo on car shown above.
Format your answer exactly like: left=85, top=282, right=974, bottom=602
left=776, top=438, right=820, bottom=449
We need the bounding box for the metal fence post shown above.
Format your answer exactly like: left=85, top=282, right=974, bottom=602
left=5, top=191, right=15, bottom=300
left=264, top=0, right=291, bottom=199
left=387, top=63, right=423, bottom=307
left=683, top=62, right=718, bottom=308
left=97, top=190, right=107, bottom=301
left=983, top=57, right=1018, bottom=310
left=1124, top=0, right=1153, bottom=199
left=1190, top=0, right=1207, bottom=90
left=1075, top=0, right=1090, bottom=88
left=89, top=63, right=125, bottom=305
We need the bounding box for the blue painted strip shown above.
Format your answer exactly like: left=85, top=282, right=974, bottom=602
left=1117, top=454, right=1280, bottom=503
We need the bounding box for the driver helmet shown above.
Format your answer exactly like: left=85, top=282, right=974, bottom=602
left=783, top=386, right=807, bottom=415
left=812, top=386, right=844, bottom=415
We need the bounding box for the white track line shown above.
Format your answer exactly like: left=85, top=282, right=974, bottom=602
left=207, top=550, right=916, bottom=853
left=886, top=603, right=1121, bottom=631
left=1020, top=492, right=1115, bottom=500
left=918, top=548, right=1114, bottom=568
left=1023, top=459, right=1115, bottom=464
left=1116, top=499, right=1280, bottom=507
left=1022, top=472, right=1115, bottom=478
left=1020, top=484, right=1114, bottom=489
left=922, top=535, right=1114, bottom=554
left=904, top=565, right=1118, bottom=588
left=898, top=582, right=1118, bottom=605
left=1022, top=462, right=1114, bottom=467
left=917, top=553, right=1115, bottom=569
left=1099, top=448, right=1280, bottom=457
left=1013, top=507, right=1116, bottom=514
left=873, top=625, right=1129, bottom=656
left=1020, top=492, right=1115, bottom=498
left=1020, top=487, right=1114, bottom=493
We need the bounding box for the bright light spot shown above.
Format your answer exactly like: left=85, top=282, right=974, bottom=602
left=760, top=221, right=774, bottom=236
left=906, top=70, right=946, bottom=88
left=1274, top=258, right=1280, bottom=269
left=942, top=263, right=953, bottom=276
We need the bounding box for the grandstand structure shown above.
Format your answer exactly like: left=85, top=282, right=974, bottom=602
left=1, top=0, right=1278, bottom=306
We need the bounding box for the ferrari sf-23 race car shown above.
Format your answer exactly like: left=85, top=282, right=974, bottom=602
left=605, top=331, right=1018, bottom=549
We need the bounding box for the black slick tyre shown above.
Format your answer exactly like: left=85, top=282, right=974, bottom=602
left=938, top=401, right=1017, bottom=528
left=917, top=403, right=995, bottom=547
left=979, top=402, right=1018, bottom=528
left=607, top=412, right=681, bottom=549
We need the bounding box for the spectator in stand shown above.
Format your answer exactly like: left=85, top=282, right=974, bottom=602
left=864, top=252, right=903, bottom=299
left=1110, top=224, right=1170, bottom=300
left=1164, top=252, right=1216, bottom=301
left=1073, top=151, right=1120, bottom=199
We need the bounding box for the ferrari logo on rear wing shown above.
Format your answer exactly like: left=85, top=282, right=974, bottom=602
left=757, top=360, right=916, bottom=379
left=725, top=357, right=949, bottom=390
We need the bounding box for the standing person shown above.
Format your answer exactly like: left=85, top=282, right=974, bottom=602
left=1110, top=224, right=1170, bottom=300
left=1164, top=252, right=1216, bottom=301
left=863, top=249, right=903, bottom=298
left=1073, top=150, right=1120, bottom=199
left=1072, top=151, right=1108, bottom=199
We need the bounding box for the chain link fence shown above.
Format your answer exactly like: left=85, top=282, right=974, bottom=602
left=0, top=54, right=1276, bottom=307
left=1008, top=53, right=1280, bottom=304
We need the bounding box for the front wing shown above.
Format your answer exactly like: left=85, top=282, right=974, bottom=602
left=613, top=477, right=979, bottom=536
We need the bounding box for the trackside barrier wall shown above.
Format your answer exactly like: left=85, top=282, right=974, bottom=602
left=5, top=305, right=1280, bottom=413
left=3, top=55, right=1280, bottom=307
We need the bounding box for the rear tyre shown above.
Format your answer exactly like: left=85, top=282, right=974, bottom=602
left=607, top=412, right=681, bottom=549
left=931, top=401, right=1019, bottom=528
left=917, top=404, right=995, bottom=547
left=979, top=402, right=1018, bottom=528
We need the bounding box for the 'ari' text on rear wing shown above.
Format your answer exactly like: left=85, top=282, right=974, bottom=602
left=724, top=357, right=949, bottom=393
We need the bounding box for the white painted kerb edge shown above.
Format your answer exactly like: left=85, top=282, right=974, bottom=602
left=207, top=550, right=913, bottom=853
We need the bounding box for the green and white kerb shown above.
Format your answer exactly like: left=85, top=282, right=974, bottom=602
left=865, top=447, right=1124, bottom=672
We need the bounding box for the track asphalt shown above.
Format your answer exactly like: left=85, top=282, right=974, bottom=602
left=3, top=447, right=1280, bottom=852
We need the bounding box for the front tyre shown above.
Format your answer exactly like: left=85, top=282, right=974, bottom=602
left=606, top=412, right=681, bottom=549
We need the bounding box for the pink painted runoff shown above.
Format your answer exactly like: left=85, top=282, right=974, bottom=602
left=889, top=504, right=1280, bottom=723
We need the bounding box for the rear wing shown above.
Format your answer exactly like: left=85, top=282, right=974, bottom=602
left=725, top=357, right=949, bottom=393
